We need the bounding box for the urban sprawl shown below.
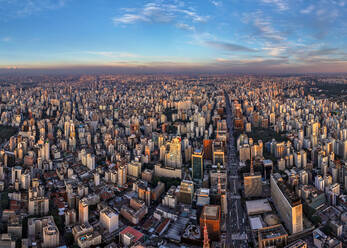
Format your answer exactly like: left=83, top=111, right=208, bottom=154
left=0, top=74, right=346, bottom=248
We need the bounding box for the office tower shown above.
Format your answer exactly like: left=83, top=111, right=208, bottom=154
left=165, top=137, right=182, bottom=168
left=100, top=207, right=119, bottom=233
left=200, top=205, right=221, bottom=241
left=79, top=199, right=88, bottom=224
left=271, top=174, right=303, bottom=234
left=118, top=164, right=127, bottom=187
left=178, top=180, right=194, bottom=205
left=192, top=149, right=204, bottom=180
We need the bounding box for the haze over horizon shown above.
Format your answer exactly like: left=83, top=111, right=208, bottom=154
left=1, top=0, right=347, bottom=73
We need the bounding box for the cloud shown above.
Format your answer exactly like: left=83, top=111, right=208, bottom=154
left=113, top=1, right=208, bottom=26
left=113, top=14, right=148, bottom=24
left=261, top=0, right=289, bottom=11
left=176, top=23, right=195, bottom=31
left=0, top=0, right=67, bottom=19
left=306, top=47, right=338, bottom=57
left=300, top=5, right=315, bottom=14
left=210, top=1, right=222, bottom=7
left=205, top=41, right=256, bottom=52
left=263, top=46, right=287, bottom=56
left=243, top=12, right=285, bottom=42
left=1, top=37, right=11, bottom=42
left=86, top=51, right=139, bottom=59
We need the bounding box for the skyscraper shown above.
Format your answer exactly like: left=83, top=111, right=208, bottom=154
left=79, top=198, right=88, bottom=224
left=118, top=164, right=127, bottom=187
left=243, top=151, right=262, bottom=198
left=100, top=207, right=119, bottom=233
left=192, top=149, right=204, bottom=180
left=165, top=137, right=182, bottom=168
left=271, top=174, right=303, bottom=234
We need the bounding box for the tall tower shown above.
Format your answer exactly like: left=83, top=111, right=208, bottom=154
left=165, top=137, right=182, bottom=168
left=243, top=148, right=262, bottom=198
left=79, top=199, right=88, bottom=224
left=117, top=164, right=127, bottom=187
left=44, top=141, right=50, bottom=161
left=192, top=149, right=204, bottom=180
left=203, top=214, right=210, bottom=248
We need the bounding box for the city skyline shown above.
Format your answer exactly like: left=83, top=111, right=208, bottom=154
left=1, top=0, right=347, bottom=73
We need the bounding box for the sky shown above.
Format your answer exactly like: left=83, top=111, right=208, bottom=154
left=0, top=0, right=347, bottom=73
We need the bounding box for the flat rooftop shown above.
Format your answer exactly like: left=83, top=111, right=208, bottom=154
left=246, top=199, right=272, bottom=215
left=201, top=205, right=220, bottom=220
left=258, top=224, right=288, bottom=240
left=249, top=216, right=264, bottom=230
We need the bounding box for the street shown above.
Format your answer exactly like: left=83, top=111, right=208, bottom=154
left=224, top=90, right=249, bottom=248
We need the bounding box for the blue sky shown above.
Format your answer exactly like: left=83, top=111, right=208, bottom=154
left=0, top=0, right=347, bottom=72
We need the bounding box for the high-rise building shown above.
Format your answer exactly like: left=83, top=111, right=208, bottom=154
left=94, top=172, right=100, bottom=186
left=28, top=196, right=49, bottom=216
left=42, top=222, right=60, bottom=248
left=100, top=207, right=119, bottom=233
left=271, top=174, right=303, bottom=234
left=65, top=209, right=77, bottom=226
left=79, top=199, right=88, bottom=224
left=239, top=144, right=250, bottom=162
left=244, top=173, right=262, bottom=198
left=178, top=180, right=194, bottom=205
left=192, top=149, right=204, bottom=180
left=165, top=137, right=182, bottom=168
left=212, top=141, right=224, bottom=165
left=200, top=205, right=221, bottom=241
left=127, top=161, right=142, bottom=178
left=118, top=164, right=127, bottom=187
left=28, top=216, right=59, bottom=248
left=203, top=139, right=213, bottom=160
left=244, top=153, right=262, bottom=198
left=86, top=154, right=95, bottom=170
left=11, top=166, right=22, bottom=185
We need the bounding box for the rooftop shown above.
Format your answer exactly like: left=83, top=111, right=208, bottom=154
left=201, top=205, right=220, bottom=220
